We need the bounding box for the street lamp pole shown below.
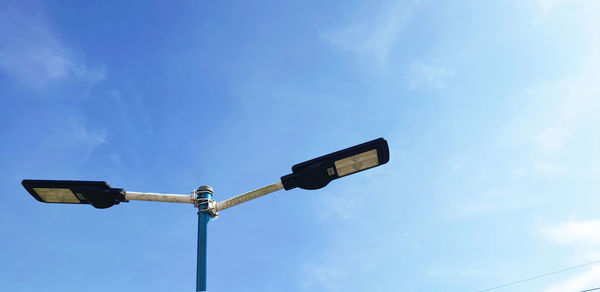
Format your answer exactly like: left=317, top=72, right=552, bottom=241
left=21, top=137, right=389, bottom=291
left=195, top=186, right=213, bottom=292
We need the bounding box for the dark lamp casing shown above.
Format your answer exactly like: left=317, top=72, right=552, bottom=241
left=280, top=138, right=389, bottom=190
left=22, top=179, right=127, bottom=209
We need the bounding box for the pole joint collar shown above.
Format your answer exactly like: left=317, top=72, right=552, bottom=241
left=194, top=186, right=218, bottom=218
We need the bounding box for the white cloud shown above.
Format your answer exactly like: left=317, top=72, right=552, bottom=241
left=519, top=0, right=600, bottom=159
left=524, top=73, right=600, bottom=159
left=535, top=126, right=569, bottom=153
left=536, top=0, right=597, bottom=12
left=63, top=117, right=107, bottom=149
left=408, top=62, right=455, bottom=89
left=537, top=0, right=570, bottom=12
left=457, top=188, right=537, bottom=216
left=544, top=265, right=600, bottom=292
left=321, top=1, right=419, bottom=64
left=35, top=112, right=108, bottom=158
left=0, top=7, right=105, bottom=90
left=509, top=167, right=528, bottom=180
left=315, top=192, right=364, bottom=222
left=535, top=162, right=567, bottom=175
left=302, top=264, right=348, bottom=291
left=458, top=0, right=600, bottom=220
left=540, top=220, right=600, bottom=246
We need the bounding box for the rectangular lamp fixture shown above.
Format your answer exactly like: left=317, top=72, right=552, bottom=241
left=280, top=138, right=389, bottom=190
left=22, top=180, right=127, bottom=209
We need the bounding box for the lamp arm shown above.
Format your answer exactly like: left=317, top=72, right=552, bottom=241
left=125, top=191, right=195, bottom=203
left=215, top=182, right=284, bottom=212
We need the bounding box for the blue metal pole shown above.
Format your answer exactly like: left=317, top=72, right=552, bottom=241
left=196, top=186, right=213, bottom=292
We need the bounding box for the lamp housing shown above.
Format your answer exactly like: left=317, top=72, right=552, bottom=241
left=22, top=179, right=127, bottom=209
left=280, top=138, right=389, bottom=190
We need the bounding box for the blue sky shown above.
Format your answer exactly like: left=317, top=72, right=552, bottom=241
left=2, top=0, right=600, bottom=291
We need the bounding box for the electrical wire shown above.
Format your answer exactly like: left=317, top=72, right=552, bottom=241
left=477, top=259, right=600, bottom=292
left=580, top=287, right=600, bottom=292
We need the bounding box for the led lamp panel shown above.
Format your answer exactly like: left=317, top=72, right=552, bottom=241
left=32, top=188, right=80, bottom=203
left=334, top=149, right=379, bottom=177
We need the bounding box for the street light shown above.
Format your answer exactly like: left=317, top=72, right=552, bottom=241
left=22, top=179, right=127, bottom=208
left=281, top=137, right=389, bottom=190
left=22, top=137, right=389, bottom=291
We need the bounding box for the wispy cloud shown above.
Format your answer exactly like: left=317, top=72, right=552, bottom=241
left=543, top=264, right=600, bottom=292
left=59, top=116, right=107, bottom=149
left=536, top=0, right=597, bottom=13
left=315, top=195, right=364, bottom=222
left=501, top=29, right=600, bottom=182
left=301, top=263, right=349, bottom=291
left=537, top=220, right=600, bottom=291
left=539, top=220, right=600, bottom=246
left=535, top=126, right=569, bottom=153
left=535, top=162, right=567, bottom=175
left=528, top=77, right=600, bottom=155
left=407, top=62, right=455, bottom=89
left=0, top=7, right=104, bottom=91
left=537, top=0, right=570, bottom=12
left=321, top=1, right=419, bottom=65
left=457, top=187, right=537, bottom=216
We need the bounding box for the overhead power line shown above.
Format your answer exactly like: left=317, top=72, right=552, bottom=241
left=477, top=259, right=600, bottom=292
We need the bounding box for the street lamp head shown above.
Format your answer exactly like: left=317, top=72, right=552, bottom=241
left=22, top=179, right=127, bottom=209
left=280, top=138, right=389, bottom=190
